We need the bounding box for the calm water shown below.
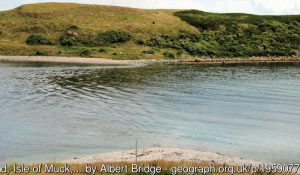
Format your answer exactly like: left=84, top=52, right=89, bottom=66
left=0, top=62, right=300, bottom=163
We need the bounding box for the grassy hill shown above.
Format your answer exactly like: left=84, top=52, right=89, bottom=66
left=0, top=3, right=299, bottom=59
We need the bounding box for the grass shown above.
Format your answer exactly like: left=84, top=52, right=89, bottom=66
left=0, top=3, right=197, bottom=59
left=0, top=2, right=299, bottom=59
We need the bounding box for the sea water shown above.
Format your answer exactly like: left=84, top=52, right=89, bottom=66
left=0, top=62, right=299, bottom=163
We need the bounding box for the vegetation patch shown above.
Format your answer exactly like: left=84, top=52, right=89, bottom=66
left=140, top=17, right=300, bottom=57
left=143, top=49, right=155, bottom=54
left=80, top=49, right=92, bottom=57
left=98, top=48, right=107, bottom=53
left=35, top=50, right=45, bottom=56
left=26, top=34, right=53, bottom=45
left=0, top=3, right=299, bottom=59
left=172, top=10, right=300, bottom=57
left=163, top=51, right=175, bottom=58
left=98, top=29, right=132, bottom=44
left=58, top=27, right=132, bottom=47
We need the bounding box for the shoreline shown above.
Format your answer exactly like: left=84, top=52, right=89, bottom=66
left=1, top=56, right=300, bottom=66
left=0, top=56, right=141, bottom=65
left=61, top=147, right=263, bottom=166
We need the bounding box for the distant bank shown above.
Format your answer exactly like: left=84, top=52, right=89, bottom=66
left=1, top=56, right=300, bottom=66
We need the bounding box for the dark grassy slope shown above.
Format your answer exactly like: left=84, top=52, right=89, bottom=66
left=0, top=3, right=299, bottom=59
left=171, top=10, right=300, bottom=57
left=175, top=10, right=300, bottom=28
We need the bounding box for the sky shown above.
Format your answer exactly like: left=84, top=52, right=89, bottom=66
left=0, top=0, right=300, bottom=15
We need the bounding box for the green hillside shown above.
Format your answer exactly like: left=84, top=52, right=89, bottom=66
left=0, top=3, right=299, bottom=59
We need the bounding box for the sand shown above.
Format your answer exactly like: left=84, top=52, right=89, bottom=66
left=61, top=147, right=263, bottom=166
left=0, top=56, right=142, bottom=65
left=1, top=56, right=300, bottom=66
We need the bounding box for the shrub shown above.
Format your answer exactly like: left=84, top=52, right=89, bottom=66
left=98, top=29, right=132, bottom=44
left=98, top=48, right=107, bottom=52
left=59, top=32, right=98, bottom=46
left=257, top=21, right=286, bottom=32
left=163, top=51, right=175, bottom=58
left=178, top=29, right=201, bottom=42
left=59, top=28, right=131, bottom=47
left=148, top=35, right=167, bottom=48
left=80, top=49, right=92, bottom=57
left=59, top=25, right=98, bottom=46
left=243, top=26, right=260, bottom=36
left=76, top=33, right=98, bottom=46
left=35, top=50, right=44, bottom=56
left=183, top=43, right=200, bottom=55
left=143, top=49, right=155, bottom=54
left=136, top=39, right=146, bottom=45
left=67, top=25, right=79, bottom=31
left=26, top=34, right=52, bottom=45
left=59, top=35, right=80, bottom=46
left=176, top=50, right=184, bottom=56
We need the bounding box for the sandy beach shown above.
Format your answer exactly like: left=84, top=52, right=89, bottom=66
left=0, top=56, right=300, bottom=66
left=0, top=56, right=141, bottom=65
left=62, top=147, right=263, bottom=166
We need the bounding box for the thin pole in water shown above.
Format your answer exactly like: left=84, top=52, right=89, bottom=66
left=135, top=141, right=137, bottom=163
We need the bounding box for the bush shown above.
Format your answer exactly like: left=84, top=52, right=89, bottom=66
left=76, top=33, right=98, bottom=46
left=98, top=48, right=107, bottom=52
left=178, top=29, right=201, bottom=42
left=98, top=29, right=132, bottom=44
left=59, top=26, right=98, bottom=46
left=26, top=34, right=52, bottom=45
left=183, top=43, right=200, bottom=55
left=176, top=50, right=184, bottom=56
left=148, top=35, right=167, bottom=48
left=67, top=25, right=79, bottom=31
left=59, top=35, right=80, bottom=46
left=80, top=49, right=92, bottom=57
left=59, top=30, right=98, bottom=46
left=59, top=29, right=132, bottom=46
left=143, top=49, right=155, bottom=54
left=59, top=28, right=132, bottom=47
left=163, top=51, right=175, bottom=58
left=35, top=50, right=44, bottom=56
left=136, top=39, right=146, bottom=45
